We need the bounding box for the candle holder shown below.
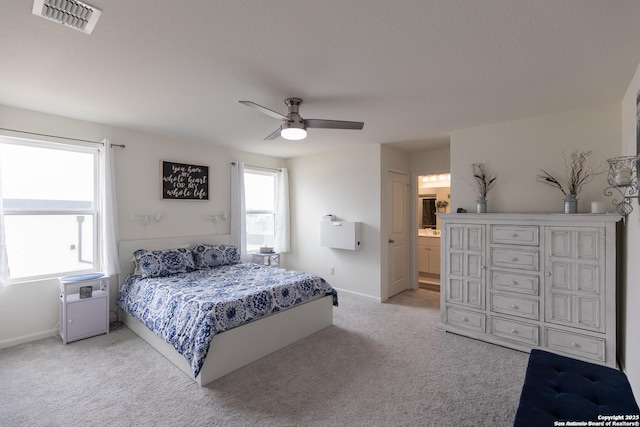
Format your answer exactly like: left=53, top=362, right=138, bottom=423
left=604, top=155, right=639, bottom=219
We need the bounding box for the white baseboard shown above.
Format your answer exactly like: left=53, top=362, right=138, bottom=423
left=0, top=328, right=58, bottom=350
left=332, top=287, right=382, bottom=303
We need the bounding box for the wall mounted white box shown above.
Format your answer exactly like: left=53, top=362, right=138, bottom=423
left=320, top=221, right=361, bottom=250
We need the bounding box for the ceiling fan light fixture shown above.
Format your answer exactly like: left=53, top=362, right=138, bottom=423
left=240, top=98, right=364, bottom=141
left=281, top=123, right=307, bottom=140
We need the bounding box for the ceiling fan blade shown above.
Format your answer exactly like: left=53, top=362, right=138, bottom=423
left=305, top=119, right=364, bottom=130
left=239, top=101, right=289, bottom=121
left=264, top=127, right=282, bottom=140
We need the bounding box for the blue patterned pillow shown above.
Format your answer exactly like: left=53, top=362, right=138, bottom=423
left=192, top=244, right=240, bottom=269
left=134, top=248, right=196, bottom=278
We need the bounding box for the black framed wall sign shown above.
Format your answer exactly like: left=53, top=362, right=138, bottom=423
left=161, top=161, right=209, bottom=200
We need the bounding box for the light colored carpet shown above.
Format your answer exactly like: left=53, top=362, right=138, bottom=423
left=0, top=289, right=529, bottom=427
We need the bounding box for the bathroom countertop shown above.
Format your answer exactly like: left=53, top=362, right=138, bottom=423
left=418, top=229, right=441, bottom=237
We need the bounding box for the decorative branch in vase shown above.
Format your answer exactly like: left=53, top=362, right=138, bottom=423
left=536, top=150, right=604, bottom=213
left=471, top=163, right=496, bottom=213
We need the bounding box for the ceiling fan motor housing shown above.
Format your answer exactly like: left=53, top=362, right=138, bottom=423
left=284, top=98, right=303, bottom=115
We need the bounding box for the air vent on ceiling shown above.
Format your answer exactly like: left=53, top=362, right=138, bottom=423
left=32, top=0, right=102, bottom=35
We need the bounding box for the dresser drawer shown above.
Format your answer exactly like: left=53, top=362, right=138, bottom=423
left=491, top=248, right=539, bottom=271
left=491, top=317, right=539, bottom=345
left=491, top=225, right=539, bottom=246
left=545, top=328, right=605, bottom=362
left=445, top=306, right=485, bottom=333
left=490, top=293, right=539, bottom=320
left=491, top=270, right=539, bottom=295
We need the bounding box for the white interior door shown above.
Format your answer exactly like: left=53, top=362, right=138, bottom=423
left=388, top=170, right=409, bottom=298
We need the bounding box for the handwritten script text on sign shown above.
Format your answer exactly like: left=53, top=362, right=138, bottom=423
left=162, top=161, right=209, bottom=200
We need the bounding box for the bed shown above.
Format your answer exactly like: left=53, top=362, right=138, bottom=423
left=117, top=235, right=337, bottom=386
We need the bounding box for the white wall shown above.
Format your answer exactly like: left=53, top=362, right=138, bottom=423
left=450, top=103, right=620, bottom=213
left=286, top=144, right=383, bottom=300
left=410, top=146, right=451, bottom=174
left=0, top=104, right=284, bottom=348
left=620, top=62, right=640, bottom=396
left=115, top=129, right=284, bottom=241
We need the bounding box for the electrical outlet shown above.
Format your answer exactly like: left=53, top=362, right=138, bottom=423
left=330, top=266, right=335, bottom=275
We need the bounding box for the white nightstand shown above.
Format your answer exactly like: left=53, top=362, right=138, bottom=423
left=59, top=273, right=110, bottom=344
left=251, top=252, right=280, bottom=267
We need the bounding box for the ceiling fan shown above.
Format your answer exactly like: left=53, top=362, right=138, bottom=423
left=239, top=98, right=364, bottom=141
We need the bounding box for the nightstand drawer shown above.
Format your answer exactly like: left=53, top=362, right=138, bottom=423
left=491, top=248, right=539, bottom=270
left=491, top=270, right=539, bottom=295
left=491, top=317, right=539, bottom=345
left=490, top=293, right=539, bottom=320
left=491, top=225, right=539, bottom=246
left=445, top=306, right=485, bottom=333
left=545, top=328, right=605, bottom=362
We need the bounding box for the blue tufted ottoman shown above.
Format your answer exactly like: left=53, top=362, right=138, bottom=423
left=514, top=349, right=639, bottom=426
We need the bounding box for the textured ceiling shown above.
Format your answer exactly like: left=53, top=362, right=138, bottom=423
left=2, top=0, right=640, bottom=158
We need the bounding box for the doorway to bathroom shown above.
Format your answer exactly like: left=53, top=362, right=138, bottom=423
left=417, top=173, right=450, bottom=290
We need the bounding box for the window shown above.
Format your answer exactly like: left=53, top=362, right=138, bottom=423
left=244, top=168, right=278, bottom=253
left=0, top=138, right=99, bottom=281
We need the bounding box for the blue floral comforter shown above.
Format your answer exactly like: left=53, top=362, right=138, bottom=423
left=116, top=263, right=338, bottom=378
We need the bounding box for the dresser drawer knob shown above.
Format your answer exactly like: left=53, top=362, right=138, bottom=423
left=570, top=342, right=580, bottom=348
left=510, top=328, right=518, bottom=334
left=510, top=304, right=518, bottom=310
left=461, top=317, right=468, bottom=322
left=510, top=257, right=518, bottom=262
left=510, top=233, right=518, bottom=237
left=510, top=280, right=518, bottom=285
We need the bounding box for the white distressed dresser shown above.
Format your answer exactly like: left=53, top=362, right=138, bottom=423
left=437, top=213, right=622, bottom=367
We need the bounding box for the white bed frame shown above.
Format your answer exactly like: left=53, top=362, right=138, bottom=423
left=118, top=235, right=334, bottom=386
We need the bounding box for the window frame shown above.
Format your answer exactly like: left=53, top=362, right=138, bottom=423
left=243, top=167, right=278, bottom=254
left=0, top=137, right=101, bottom=283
